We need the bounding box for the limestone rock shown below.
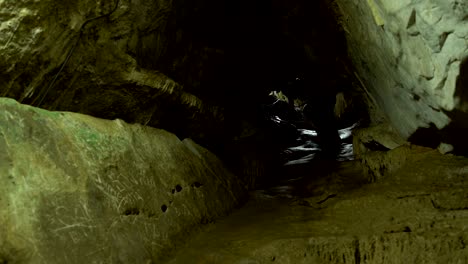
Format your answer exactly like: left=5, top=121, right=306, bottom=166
left=353, top=123, right=406, bottom=157
left=334, top=0, right=468, bottom=152
left=359, top=144, right=434, bottom=182
left=0, top=98, right=246, bottom=264
left=438, top=142, right=454, bottom=154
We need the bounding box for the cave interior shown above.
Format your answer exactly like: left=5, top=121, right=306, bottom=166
left=1, top=0, right=468, bottom=263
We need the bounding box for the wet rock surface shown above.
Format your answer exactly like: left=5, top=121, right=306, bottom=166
left=0, top=98, right=246, bottom=264
left=168, top=146, right=468, bottom=264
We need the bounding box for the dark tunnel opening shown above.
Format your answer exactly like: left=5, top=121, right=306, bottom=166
left=131, top=0, right=370, bottom=190
left=223, top=76, right=365, bottom=189
left=191, top=0, right=371, bottom=189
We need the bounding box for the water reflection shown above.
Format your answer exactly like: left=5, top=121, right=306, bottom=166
left=282, top=122, right=357, bottom=166
left=265, top=89, right=359, bottom=169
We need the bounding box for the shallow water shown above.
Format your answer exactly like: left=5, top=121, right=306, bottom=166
left=283, top=122, right=357, bottom=167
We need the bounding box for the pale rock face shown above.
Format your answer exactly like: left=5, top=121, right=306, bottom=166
left=0, top=98, right=246, bottom=264
left=335, top=0, right=468, bottom=150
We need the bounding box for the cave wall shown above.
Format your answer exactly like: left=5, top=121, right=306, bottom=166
left=333, top=0, right=468, bottom=153
left=0, top=0, right=353, bottom=124
left=0, top=0, right=229, bottom=146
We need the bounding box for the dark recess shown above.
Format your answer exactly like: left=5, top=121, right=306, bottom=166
left=191, top=182, right=203, bottom=188
left=407, top=123, right=442, bottom=149
left=408, top=58, right=468, bottom=156
left=123, top=208, right=140, bottom=216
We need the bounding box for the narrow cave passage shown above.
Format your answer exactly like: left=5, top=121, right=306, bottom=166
left=214, top=0, right=369, bottom=190
left=236, top=75, right=364, bottom=191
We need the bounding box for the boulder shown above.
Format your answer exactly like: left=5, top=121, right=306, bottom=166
left=0, top=98, right=246, bottom=263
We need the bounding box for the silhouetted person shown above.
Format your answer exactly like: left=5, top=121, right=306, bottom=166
left=288, top=75, right=341, bottom=158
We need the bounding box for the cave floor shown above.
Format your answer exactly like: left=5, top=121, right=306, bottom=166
left=168, top=147, right=468, bottom=263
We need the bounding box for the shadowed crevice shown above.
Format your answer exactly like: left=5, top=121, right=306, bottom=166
left=408, top=58, right=468, bottom=156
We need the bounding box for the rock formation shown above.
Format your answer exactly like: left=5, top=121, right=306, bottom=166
left=0, top=98, right=246, bottom=263
left=334, top=0, right=468, bottom=154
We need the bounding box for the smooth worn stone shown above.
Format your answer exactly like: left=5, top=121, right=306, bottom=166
left=0, top=97, right=247, bottom=264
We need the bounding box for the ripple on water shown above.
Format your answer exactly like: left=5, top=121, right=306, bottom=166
left=284, top=123, right=357, bottom=165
